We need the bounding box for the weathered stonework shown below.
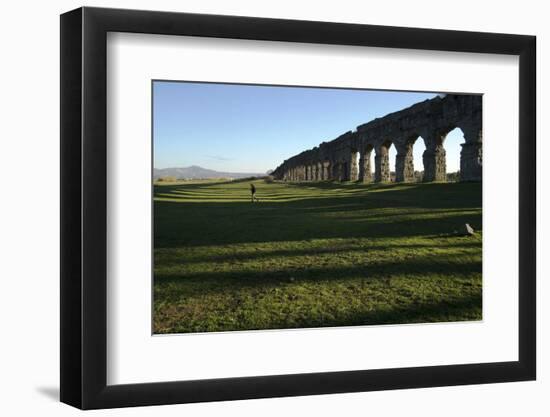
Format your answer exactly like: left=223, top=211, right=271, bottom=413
left=272, top=94, right=482, bottom=183
left=423, top=145, right=447, bottom=182
left=322, top=161, right=330, bottom=180
left=350, top=152, right=359, bottom=181
left=374, top=145, right=391, bottom=182
left=395, top=142, right=414, bottom=183
left=460, top=142, right=482, bottom=181
left=358, top=147, right=373, bottom=183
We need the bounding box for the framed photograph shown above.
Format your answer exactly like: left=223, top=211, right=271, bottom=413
left=60, top=6, right=536, bottom=409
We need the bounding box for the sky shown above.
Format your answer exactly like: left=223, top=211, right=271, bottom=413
left=153, top=81, right=466, bottom=173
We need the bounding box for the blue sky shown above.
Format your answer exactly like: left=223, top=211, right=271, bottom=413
left=153, top=81, right=465, bottom=173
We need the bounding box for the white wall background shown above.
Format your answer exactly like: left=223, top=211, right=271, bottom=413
left=0, top=0, right=546, bottom=415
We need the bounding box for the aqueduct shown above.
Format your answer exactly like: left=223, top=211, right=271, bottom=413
left=271, top=94, right=482, bottom=183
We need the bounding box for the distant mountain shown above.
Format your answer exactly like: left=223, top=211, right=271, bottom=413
left=153, top=165, right=265, bottom=180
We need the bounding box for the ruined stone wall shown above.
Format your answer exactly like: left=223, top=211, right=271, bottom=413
left=272, top=94, right=482, bottom=183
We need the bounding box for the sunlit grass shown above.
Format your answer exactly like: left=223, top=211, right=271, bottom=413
left=153, top=179, right=482, bottom=334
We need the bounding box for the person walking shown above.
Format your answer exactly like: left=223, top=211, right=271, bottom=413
left=250, top=183, right=259, bottom=202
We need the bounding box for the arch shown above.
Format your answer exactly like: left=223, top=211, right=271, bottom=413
left=442, top=127, right=466, bottom=182
left=394, top=134, right=427, bottom=183
left=341, top=159, right=350, bottom=182
left=411, top=135, right=427, bottom=182
left=353, top=150, right=360, bottom=181
left=388, top=143, right=397, bottom=181
left=331, top=159, right=341, bottom=181
left=272, top=95, right=482, bottom=183
left=359, top=144, right=374, bottom=182
left=349, top=148, right=360, bottom=181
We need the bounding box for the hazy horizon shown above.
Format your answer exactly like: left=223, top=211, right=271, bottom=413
left=154, top=165, right=267, bottom=174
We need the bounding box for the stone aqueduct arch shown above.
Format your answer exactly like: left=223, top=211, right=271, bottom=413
left=272, top=94, right=482, bottom=183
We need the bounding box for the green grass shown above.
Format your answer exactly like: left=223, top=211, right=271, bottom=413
left=154, top=179, right=482, bottom=334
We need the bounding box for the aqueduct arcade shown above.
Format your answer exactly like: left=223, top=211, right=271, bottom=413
left=271, top=94, right=482, bottom=183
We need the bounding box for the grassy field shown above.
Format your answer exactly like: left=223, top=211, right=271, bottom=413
left=153, top=179, right=482, bottom=334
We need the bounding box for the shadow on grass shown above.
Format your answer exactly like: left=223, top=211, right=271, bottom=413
left=153, top=181, right=482, bottom=276
left=157, top=240, right=481, bottom=266
left=155, top=252, right=482, bottom=296
left=154, top=291, right=482, bottom=334
left=274, top=291, right=483, bottom=329
left=153, top=181, right=482, bottom=333
left=155, top=207, right=482, bottom=248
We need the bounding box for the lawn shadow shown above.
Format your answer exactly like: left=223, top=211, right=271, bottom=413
left=153, top=181, right=482, bottom=334
left=292, top=291, right=483, bottom=328
left=155, top=251, right=482, bottom=296
left=154, top=199, right=482, bottom=248
left=157, top=240, right=481, bottom=266
left=154, top=182, right=482, bottom=248
left=154, top=291, right=482, bottom=334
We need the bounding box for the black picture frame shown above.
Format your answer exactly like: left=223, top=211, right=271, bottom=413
left=60, top=6, right=536, bottom=410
